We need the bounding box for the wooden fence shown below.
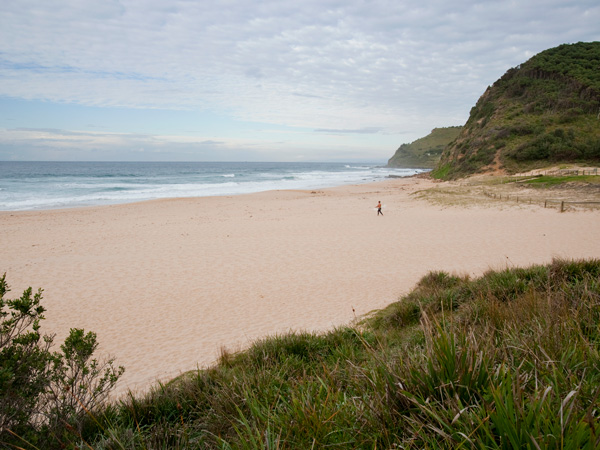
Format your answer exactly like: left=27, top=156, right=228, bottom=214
left=483, top=191, right=600, bottom=212
left=491, top=168, right=599, bottom=185
left=543, top=168, right=599, bottom=176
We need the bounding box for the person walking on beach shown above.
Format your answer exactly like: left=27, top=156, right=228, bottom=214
left=376, top=201, right=383, bottom=216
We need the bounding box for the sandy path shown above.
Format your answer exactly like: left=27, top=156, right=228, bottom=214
left=2, top=177, right=599, bottom=396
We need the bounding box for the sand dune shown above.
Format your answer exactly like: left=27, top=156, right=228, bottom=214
left=2, top=176, right=599, bottom=396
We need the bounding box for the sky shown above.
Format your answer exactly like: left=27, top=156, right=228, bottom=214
left=0, top=1, right=598, bottom=162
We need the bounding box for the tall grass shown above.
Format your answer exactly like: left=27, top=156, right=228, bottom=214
left=13, top=258, right=600, bottom=449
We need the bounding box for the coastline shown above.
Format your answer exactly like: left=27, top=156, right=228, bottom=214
left=0, top=161, right=421, bottom=211
left=2, top=176, right=600, bottom=396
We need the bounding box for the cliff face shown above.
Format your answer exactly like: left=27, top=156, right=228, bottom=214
left=387, top=126, right=462, bottom=168
left=435, top=42, right=600, bottom=179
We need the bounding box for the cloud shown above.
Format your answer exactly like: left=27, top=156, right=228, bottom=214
left=0, top=0, right=599, bottom=160
left=314, top=127, right=383, bottom=134
left=0, top=127, right=209, bottom=157
left=0, top=124, right=401, bottom=162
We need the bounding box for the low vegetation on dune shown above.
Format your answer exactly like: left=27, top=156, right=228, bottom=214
left=413, top=169, right=600, bottom=211
left=5, top=258, right=599, bottom=449
left=522, top=174, right=600, bottom=188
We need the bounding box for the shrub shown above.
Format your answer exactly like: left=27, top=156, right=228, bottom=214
left=45, top=328, right=125, bottom=435
left=0, top=275, right=124, bottom=446
left=0, top=275, right=52, bottom=436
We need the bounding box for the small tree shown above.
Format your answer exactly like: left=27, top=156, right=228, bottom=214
left=0, top=274, right=53, bottom=435
left=46, top=328, right=124, bottom=434
left=0, top=274, right=124, bottom=443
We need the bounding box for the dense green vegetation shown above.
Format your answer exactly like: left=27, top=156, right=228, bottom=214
left=438, top=42, right=600, bottom=179
left=387, top=127, right=462, bottom=169
left=524, top=174, right=600, bottom=187
left=430, top=163, right=452, bottom=180
left=10, top=258, right=600, bottom=449
left=0, top=275, right=124, bottom=448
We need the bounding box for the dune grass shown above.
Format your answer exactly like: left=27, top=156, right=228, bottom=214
left=13, top=258, right=600, bottom=449
left=524, top=175, right=600, bottom=187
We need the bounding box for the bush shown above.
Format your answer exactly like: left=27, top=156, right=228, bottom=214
left=0, top=276, right=52, bottom=436
left=0, top=274, right=124, bottom=446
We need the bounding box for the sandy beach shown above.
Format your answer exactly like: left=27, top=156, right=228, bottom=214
left=2, top=176, right=600, bottom=396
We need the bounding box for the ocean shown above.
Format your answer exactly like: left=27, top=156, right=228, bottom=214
left=0, top=161, right=426, bottom=211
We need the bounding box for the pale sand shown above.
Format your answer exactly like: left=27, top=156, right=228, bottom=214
left=2, top=176, right=600, bottom=396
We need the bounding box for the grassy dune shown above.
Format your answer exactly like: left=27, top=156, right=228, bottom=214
left=55, top=258, right=600, bottom=449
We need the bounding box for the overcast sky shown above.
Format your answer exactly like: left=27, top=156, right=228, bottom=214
left=0, top=0, right=598, bottom=162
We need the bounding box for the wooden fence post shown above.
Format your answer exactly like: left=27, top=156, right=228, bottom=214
left=561, top=201, right=565, bottom=212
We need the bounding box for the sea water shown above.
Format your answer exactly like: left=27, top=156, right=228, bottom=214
left=0, top=161, right=426, bottom=211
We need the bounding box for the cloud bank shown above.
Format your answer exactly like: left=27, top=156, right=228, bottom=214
left=0, top=0, right=598, bottom=160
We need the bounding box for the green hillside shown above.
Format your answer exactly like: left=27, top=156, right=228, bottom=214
left=434, top=42, right=600, bottom=179
left=387, top=126, right=462, bottom=168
